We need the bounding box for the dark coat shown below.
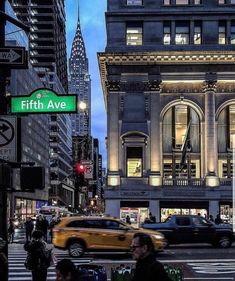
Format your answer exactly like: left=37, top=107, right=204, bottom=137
left=24, top=240, right=49, bottom=270
left=132, top=253, right=172, bottom=281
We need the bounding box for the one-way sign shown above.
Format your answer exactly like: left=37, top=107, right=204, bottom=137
left=0, top=47, right=27, bottom=68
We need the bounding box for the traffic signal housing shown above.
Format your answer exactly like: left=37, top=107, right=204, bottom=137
left=20, top=166, right=45, bottom=191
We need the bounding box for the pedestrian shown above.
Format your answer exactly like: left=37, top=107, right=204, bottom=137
left=8, top=218, right=15, bottom=243
left=215, top=214, right=223, bottom=224
left=130, top=232, right=172, bottom=281
left=0, top=238, right=8, bottom=281
left=209, top=215, right=214, bottom=222
left=24, top=230, right=51, bottom=281
left=55, top=259, right=78, bottom=281
left=126, top=215, right=131, bottom=224
left=149, top=212, right=156, bottom=223
left=41, top=216, right=49, bottom=241
left=25, top=217, right=34, bottom=242
left=35, top=215, right=43, bottom=232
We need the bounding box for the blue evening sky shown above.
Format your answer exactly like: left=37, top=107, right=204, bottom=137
left=65, top=0, right=107, bottom=168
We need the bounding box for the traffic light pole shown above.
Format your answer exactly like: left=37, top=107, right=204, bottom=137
left=0, top=2, right=9, bottom=280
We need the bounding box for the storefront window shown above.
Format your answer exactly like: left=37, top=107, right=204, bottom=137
left=161, top=208, right=208, bottom=222
left=120, top=207, right=148, bottom=227
left=220, top=204, right=232, bottom=223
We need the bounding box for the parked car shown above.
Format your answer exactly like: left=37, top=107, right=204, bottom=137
left=53, top=216, right=167, bottom=257
left=142, top=215, right=235, bottom=248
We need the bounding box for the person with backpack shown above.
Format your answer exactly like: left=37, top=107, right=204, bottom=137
left=24, top=230, right=51, bottom=281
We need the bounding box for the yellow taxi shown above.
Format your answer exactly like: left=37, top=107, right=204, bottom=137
left=53, top=216, right=166, bottom=257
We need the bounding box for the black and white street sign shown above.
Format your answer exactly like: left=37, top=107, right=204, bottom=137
left=81, top=160, right=93, bottom=165
left=0, top=47, right=27, bottom=68
left=84, top=164, right=93, bottom=179
left=0, top=117, right=17, bottom=161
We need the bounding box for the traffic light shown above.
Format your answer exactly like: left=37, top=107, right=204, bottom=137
left=20, top=167, right=45, bottom=191
left=76, top=163, right=85, bottom=174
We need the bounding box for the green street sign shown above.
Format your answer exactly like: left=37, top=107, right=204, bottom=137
left=11, top=88, right=77, bottom=114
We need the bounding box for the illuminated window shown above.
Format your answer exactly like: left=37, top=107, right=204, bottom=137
left=218, top=0, right=225, bottom=3
left=127, top=0, right=143, bottom=5
left=126, top=24, right=143, bottom=45
left=218, top=104, right=235, bottom=152
left=176, top=0, right=189, bottom=4
left=163, top=24, right=171, bottom=45
left=218, top=22, right=226, bottom=44
left=194, top=24, right=201, bottom=44
left=163, top=0, right=171, bottom=4
left=175, top=105, right=188, bottom=147
left=175, top=23, right=189, bottom=44
left=194, top=0, right=201, bottom=3
left=127, top=147, right=142, bottom=177
left=231, top=23, right=235, bottom=44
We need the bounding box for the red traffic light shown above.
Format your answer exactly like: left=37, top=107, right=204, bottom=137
left=76, top=163, right=85, bottom=173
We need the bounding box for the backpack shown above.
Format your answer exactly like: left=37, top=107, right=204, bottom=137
left=24, top=246, right=52, bottom=270
left=40, top=248, right=52, bottom=268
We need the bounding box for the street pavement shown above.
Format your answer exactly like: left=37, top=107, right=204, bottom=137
left=8, top=244, right=93, bottom=281
left=8, top=243, right=235, bottom=281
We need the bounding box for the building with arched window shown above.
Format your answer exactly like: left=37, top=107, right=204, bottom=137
left=98, top=0, right=235, bottom=225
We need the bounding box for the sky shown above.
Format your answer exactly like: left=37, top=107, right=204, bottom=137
left=65, top=0, right=107, bottom=168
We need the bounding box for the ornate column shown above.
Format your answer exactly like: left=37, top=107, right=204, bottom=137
left=203, top=73, right=219, bottom=187
left=148, top=76, right=162, bottom=186
left=106, top=77, right=121, bottom=187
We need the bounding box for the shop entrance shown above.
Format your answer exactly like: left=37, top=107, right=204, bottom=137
left=120, top=207, right=148, bottom=227
left=120, top=201, right=149, bottom=227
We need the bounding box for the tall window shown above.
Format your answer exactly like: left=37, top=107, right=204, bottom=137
left=218, top=105, right=235, bottom=179
left=163, top=23, right=171, bottom=45
left=176, top=0, right=189, bottom=4
left=231, top=23, right=235, bottom=44
left=194, top=24, right=202, bottom=44
left=127, top=147, right=142, bottom=177
left=175, top=23, right=189, bottom=44
left=127, top=0, right=143, bottom=5
left=218, top=22, right=226, bottom=44
left=162, top=105, right=201, bottom=179
left=126, top=24, right=143, bottom=45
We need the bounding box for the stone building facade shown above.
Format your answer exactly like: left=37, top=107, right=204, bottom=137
left=99, top=0, right=235, bottom=225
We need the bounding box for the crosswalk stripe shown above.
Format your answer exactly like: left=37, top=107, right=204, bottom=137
left=8, top=248, right=93, bottom=281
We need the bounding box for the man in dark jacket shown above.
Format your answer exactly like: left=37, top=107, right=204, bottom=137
left=0, top=238, right=8, bottom=281
left=24, top=230, right=50, bottom=281
left=131, top=232, right=172, bottom=281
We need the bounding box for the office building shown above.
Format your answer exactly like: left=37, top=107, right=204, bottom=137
left=98, top=0, right=235, bottom=225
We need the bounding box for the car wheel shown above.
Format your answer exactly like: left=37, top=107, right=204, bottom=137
left=68, top=241, right=85, bottom=257
left=218, top=236, right=231, bottom=248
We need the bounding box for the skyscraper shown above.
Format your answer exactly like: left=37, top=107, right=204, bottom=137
left=68, top=3, right=91, bottom=136
left=9, top=0, right=68, bottom=92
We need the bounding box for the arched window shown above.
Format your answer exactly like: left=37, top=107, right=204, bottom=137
left=217, top=104, right=235, bottom=179
left=162, top=105, right=201, bottom=179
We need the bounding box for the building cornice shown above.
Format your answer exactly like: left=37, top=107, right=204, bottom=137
left=97, top=51, right=235, bottom=108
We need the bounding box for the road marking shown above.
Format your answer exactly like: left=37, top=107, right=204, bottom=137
left=188, top=262, right=235, bottom=274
